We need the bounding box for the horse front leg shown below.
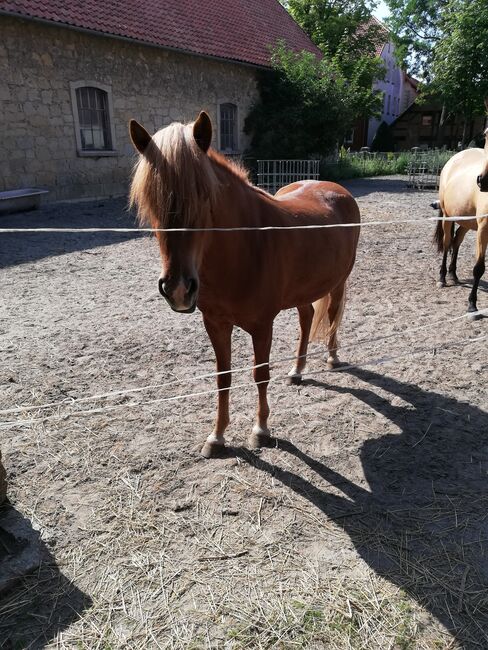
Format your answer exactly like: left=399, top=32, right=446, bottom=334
left=249, top=323, right=273, bottom=449
left=468, top=221, right=488, bottom=319
left=201, top=316, right=232, bottom=458
left=287, top=304, right=314, bottom=385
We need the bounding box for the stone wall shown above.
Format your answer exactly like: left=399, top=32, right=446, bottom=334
left=0, top=16, right=259, bottom=201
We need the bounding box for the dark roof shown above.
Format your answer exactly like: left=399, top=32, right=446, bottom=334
left=1, top=0, right=321, bottom=68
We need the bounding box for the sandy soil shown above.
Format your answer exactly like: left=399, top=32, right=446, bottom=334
left=0, top=176, right=487, bottom=649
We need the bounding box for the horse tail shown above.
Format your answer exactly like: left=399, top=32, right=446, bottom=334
left=310, top=285, right=346, bottom=345
left=433, top=210, right=445, bottom=253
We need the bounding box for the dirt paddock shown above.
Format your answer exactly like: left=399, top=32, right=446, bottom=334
left=0, top=176, right=487, bottom=649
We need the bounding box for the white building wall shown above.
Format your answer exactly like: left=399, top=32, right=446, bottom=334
left=367, top=41, right=405, bottom=146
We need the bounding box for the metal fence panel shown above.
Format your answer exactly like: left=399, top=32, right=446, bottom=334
left=257, top=159, right=320, bottom=194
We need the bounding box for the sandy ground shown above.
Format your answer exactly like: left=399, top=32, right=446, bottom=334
left=0, top=176, right=487, bottom=649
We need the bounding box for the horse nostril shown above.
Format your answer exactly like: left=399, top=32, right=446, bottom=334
left=158, top=277, right=168, bottom=297
left=477, top=175, right=482, bottom=188
left=186, top=278, right=198, bottom=297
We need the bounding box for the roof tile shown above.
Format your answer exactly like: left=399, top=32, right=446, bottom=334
left=2, top=0, right=321, bottom=67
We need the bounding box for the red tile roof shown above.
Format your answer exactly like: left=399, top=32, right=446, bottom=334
left=1, top=0, right=321, bottom=68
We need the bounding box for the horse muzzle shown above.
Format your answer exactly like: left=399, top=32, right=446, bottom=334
left=158, top=276, right=198, bottom=313
left=477, top=174, right=488, bottom=192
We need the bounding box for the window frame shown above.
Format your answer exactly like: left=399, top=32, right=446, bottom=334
left=70, top=81, right=117, bottom=157
left=217, top=101, right=240, bottom=154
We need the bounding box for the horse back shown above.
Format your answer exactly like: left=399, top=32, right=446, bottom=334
left=275, top=180, right=360, bottom=225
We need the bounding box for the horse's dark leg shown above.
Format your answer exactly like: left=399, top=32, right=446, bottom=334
left=448, top=226, right=467, bottom=284
left=467, top=224, right=487, bottom=318
left=437, top=222, right=453, bottom=288
left=287, top=304, right=314, bottom=385
left=248, top=322, right=274, bottom=448
left=201, top=316, right=233, bottom=458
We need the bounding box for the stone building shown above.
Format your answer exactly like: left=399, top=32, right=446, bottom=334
left=0, top=0, right=318, bottom=201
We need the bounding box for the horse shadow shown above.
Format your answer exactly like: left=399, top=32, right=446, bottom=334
left=0, top=198, right=142, bottom=269
left=235, top=367, right=488, bottom=648
left=343, top=176, right=415, bottom=198
left=0, top=502, right=91, bottom=648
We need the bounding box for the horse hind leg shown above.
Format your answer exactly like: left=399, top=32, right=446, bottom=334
left=435, top=217, right=453, bottom=288
left=287, top=304, right=314, bottom=385
left=310, top=283, right=346, bottom=369
left=325, top=284, right=346, bottom=368
left=448, top=226, right=467, bottom=285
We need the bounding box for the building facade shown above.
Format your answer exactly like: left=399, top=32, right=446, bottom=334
left=350, top=19, right=418, bottom=150
left=391, top=101, right=487, bottom=150
left=0, top=1, right=319, bottom=201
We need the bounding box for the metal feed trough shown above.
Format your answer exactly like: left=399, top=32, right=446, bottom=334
left=257, top=159, right=320, bottom=195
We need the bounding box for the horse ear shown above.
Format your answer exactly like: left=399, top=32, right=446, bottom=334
left=193, top=111, right=212, bottom=153
left=129, top=119, right=152, bottom=154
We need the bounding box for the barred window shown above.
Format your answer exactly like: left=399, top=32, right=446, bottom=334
left=219, top=103, right=238, bottom=152
left=70, top=81, right=116, bottom=156
left=76, top=87, right=112, bottom=151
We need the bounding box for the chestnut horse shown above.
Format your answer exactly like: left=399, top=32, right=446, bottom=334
left=434, top=129, right=488, bottom=317
left=129, top=112, right=360, bottom=457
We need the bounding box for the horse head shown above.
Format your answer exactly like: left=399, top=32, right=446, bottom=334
left=476, top=127, right=488, bottom=192
left=129, top=112, right=217, bottom=313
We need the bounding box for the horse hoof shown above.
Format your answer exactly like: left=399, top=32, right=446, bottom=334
left=448, top=274, right=460, bottom=285
left=467, top=310, right=483, bottom=322
left=436, top=280, right=447, bottom=288
left=287, top=373, right=302, bottom=386
left=200, top=441, right=226, bottom=459
left=249, top=425, right=273, bottom=449
left=327, top=356, right=339, bottom=369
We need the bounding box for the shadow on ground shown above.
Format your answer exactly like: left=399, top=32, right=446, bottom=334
left=236, top=367, right=488, bottom=648
left=0, top=503, right=91, bottom=648
left=343, top=176, right=416, bottom=198
left=0, top=198, right=143, bottom=268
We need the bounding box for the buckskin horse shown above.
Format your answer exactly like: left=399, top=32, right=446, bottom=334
left=129, top=112, right=360, bottom=457
left=434, top=128, right=488, bottom=318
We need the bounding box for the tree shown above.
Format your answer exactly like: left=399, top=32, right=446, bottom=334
left=244, top=43, right=382, bottom=158
left=386, top=0, right=488, bottom=143
left=385, top=0, right=448, bottom=80
left=284, top=0, right=386, bottom=82
left=429, top=0, right=488, bottom=140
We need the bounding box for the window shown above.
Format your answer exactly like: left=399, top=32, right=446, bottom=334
left=422, top=114, right=433, bottom=126
left=387, top=95, right=391, bottom=115
left=219, top=103, right=238, bottom=152
left=70, top=81, right=116, bottom=156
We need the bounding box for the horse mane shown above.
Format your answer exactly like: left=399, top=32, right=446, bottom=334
left=129, top=121, right=253, bottom=229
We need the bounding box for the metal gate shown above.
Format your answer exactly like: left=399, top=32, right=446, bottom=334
left=257, top=159, right=320, bottom=195
left=407, top=150, right=455, bottom=190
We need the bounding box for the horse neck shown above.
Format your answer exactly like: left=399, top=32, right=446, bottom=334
left=209, top=158, right=286, bottom=228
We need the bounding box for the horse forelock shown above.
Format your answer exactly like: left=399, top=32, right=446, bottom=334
left=129, top=121, right=220, bottom=229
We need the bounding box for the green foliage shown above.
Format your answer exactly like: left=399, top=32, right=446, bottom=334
left=371, top=121, right=395, bottom=151
left=387, top=0, right=488, bottom=132
left=385, top=0, right=447, bottom=79
left=245, top=1, right=387, bottom=159
left=244, top=39, right=383, bottom=159
left=430, top=0, right=488, bottom=123
left=322, top=151, right=420, bottom=180
left=285, top=0, right=385, bottom=61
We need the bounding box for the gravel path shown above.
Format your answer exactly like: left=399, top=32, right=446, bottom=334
left=0, top=176, right=487, bottom=648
